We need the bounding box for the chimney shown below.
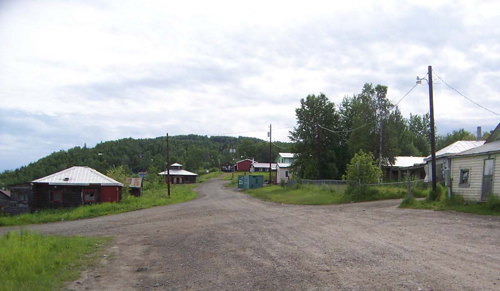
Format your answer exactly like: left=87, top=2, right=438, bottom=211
left=477, top=126, right=482, bottom=141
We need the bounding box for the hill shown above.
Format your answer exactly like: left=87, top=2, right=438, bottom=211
left=0, top=135, right=292, bottom=187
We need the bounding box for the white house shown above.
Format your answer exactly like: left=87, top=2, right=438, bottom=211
left=276, top=163, right=292, bottom=184
left=276, top=153, right=295, bottom=164
left=451, top=124, right=500, bottom=201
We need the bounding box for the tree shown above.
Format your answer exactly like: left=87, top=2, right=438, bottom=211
left=107, top=166, right=131, bottom=197
left=342, top=150, right=382, bottom=199
left=436, top=129, right=476, bottom=150
left=289, top=93, right=341, bottom=179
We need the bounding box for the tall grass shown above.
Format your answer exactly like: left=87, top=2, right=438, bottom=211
left=0, top=229, right=110, bottom=291
left=0, top=184, right=198, bottom=227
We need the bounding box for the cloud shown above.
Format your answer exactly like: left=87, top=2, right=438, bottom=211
left=0, top=0, right=499, bottom=171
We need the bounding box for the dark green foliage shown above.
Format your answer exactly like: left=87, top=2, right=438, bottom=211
left=343, top=150, right=382, bottom=200
left=487, top=195, right=500, bottom=212
left=0, top=135, right=291, bottom=186
left=400, top=196, right=416, bottom=207
left=426, top=183, right=445, bottom=202
left=436, top=129, right=477, bottom=150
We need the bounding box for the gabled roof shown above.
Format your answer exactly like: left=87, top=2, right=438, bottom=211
left=158, top=169, right=198, bottom=176
left=32, top=166, right=123, bottom=186
left=278, top=153, right=295, bottom=158
left=0, top=189, right=11, bottom=199
left=485, top=123, right=500, bottom=143
left=170, top=163, right=182, bottom=167
left=236, top=159, right=253, bottom=164
left=425, top=140, right=485, bottom=161
left=454, top=140, right=500, bottom=157
left=386, top=156, right=426, bottom=168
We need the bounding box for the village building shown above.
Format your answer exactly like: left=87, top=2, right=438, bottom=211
left=0, top=189, right=11, bottom=213
left=158, top=163, right=197, bottom=184
left=382, top=156, right=426, bottom=181
left=451, top=124, right=500, bottom=201
left=276, top=163, right=292, bottom=184
left=127, top=177, right=143, bottom=197
left=235, top=159, right=253, bottom=172
left=276, top=153, right=295, bottom=164
left=250, top=162, right=277, bottom=172
left=220, top=162, right=234, bottom=172
left=31, top=166, right=123, bottom=209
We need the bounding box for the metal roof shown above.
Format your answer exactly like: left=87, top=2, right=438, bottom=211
left=170, top=163, right=182, bottom=167
left=424, top=140, right=485, bottom=161
left=32, top=166, right=123, bottom=186
left=454, top=140, right=500, bottom=157
left=277, top=163, right=292, bottom=168
left=278, top=153, right=295, bottom=158
left=158, top=169, right=198, bottom=176
left=251, top=163, right=277, bottom=170
left=387, top=156, right=426, bottom=168
left=127, top=177, right=143, bottom=188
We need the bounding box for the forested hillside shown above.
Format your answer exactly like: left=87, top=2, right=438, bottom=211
left=0, top=135, right=292, bottom=187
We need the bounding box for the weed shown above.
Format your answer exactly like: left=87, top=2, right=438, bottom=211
left=487, top=194, right=500, bottom=212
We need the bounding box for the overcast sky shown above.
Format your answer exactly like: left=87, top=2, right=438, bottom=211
left=1, top=0, right=499, bottom=172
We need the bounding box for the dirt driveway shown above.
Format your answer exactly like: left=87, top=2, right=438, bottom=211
left=2, top=178, right=500, bottom=290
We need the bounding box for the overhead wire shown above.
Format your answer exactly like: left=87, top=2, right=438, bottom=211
left=436, top=75, right=500, bottom=117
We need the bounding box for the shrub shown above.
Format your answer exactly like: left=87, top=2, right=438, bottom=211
left=343, top=150, right=381, bottom=200
left=400, top=196, right=416, bottom=207
left=487, top=195, right=500, bottom=212
left=426, top=183, right=445, bottom=202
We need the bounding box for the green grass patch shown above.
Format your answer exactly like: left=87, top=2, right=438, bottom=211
left=197, top=171, right=223, bottom=183
left=400, top=193, right=500, bottom=216
left=0, top=229, right=110, bottom=291
left=0, top=184, right=198, bottom=227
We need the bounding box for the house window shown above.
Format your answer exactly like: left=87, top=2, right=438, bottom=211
left=83, top=189, right=97, bottom=202
left=51, top=190, right=62, bottom=202
left=459, top=169, right=470, bottom=187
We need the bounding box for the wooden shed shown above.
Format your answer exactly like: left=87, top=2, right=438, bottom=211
left=158, top=163, right=198, bottom=184
left=127, top=177, right=143, bottom=197
left=32, top=166, right=123, bottom=209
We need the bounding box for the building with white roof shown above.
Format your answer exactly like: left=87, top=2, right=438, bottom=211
left=158, top=163, right=198, bottom=184
left=31, top=166, right=123, bottom=209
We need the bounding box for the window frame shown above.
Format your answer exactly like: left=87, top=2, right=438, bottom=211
left=83, top=189, right=97, bottom=203
left=51, top=190, right=62, bottom=202
left=459, top=168, right=471, bottom=188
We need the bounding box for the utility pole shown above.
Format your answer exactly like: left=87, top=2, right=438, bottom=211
left=428, top=65, right=437, bottom=192
left=231, top=146, right=235, bottom=180
left=317, top=124, right=321, bottom=180
left=167, top=133, right=171, bottom=199
left=269, top=124, right=272, bottom=183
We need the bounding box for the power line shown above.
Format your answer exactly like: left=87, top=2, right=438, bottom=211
left=436, top=75, right=500, bottom=117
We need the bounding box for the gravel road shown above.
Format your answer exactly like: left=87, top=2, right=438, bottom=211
left=2, top=178, right=500, bottom=290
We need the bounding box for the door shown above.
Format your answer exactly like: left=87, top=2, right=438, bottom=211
left=481, top=159, right=495, bottom=201
left=101, top=186, right=119, bottom=203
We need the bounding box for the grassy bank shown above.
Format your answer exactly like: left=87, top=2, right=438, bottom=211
left=0, top=184, right=198, bottom=227
left=244, top=183, right=420, bottom=205
left=197, top=171, right=223, bottom=183
left=400, top=193, right=500, bottom=216
left=0, top=230, right=110, bottom=291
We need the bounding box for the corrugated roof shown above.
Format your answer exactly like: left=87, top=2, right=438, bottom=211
left=127, top=177, right=143, bottom=188
left=389, top=156, right=426, bottom=168
left=251, top=163, right=277, bottom=170
left=277, top=163, right=292, bottom=168
left=425, top=140, right=485, bottom=161
left=278, top=153, right=295, bottom=158
left=32, top=166, right=123, bottom=186
left=158, top=169, right=198, bottom=176
left=454, top=140, right=500, bottom=157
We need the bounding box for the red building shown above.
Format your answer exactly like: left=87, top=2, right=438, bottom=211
left=235, top=159, right=253, bottom=172
left=32, top=166, right=123, bottom=209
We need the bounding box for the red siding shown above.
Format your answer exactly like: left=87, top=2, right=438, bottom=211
left=236, top=160, right=253, bottom=172
left=101, top=186, right=121, bottom=203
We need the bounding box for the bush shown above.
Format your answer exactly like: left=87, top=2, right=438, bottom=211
left=343, top=150, right=382, bottom=200
left=279, top=179, right=286, bottom=188
left=487, top=195, right=500, bottom=212
left=400, top=196, right=416, bottom=207
left=426, top=183, right=445, bottom=202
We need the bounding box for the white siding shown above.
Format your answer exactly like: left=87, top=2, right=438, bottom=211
left=452, top=154, right=499, bottom=201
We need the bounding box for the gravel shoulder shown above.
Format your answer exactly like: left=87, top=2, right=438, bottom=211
left=2, top=178, right=500, bottom=290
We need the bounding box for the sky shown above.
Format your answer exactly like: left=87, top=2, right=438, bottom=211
left=1, top=0, right=499, bottom=172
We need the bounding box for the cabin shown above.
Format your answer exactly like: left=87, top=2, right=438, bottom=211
left=158, top=163, right=197, bottom=184
left=451, top=124, right=500, bottom=201
left=276, top=163, right=292, bottom=184
left=235, top=159, right=253, bottom=172
left=250, top=162, right=277, bottom=172
left=382, top=156, right=426, bottom=181
left=31, top=166, right=123, bottom=209
left=127, top=177, right=143, bottom=197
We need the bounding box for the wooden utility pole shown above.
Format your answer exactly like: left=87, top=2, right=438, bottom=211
left=269, top=124, right=272, bottom=183
left=317, top=125, right=321, bottom=180
left=428, top=65, right=437, bottom=192
left=407, top=169, right=412, bottom=198
left=167, top=133, right=171, bottom=199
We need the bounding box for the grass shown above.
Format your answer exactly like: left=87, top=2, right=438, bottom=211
left=0, top=229, right=111, bottom=291
left=243, top=183, right=419, bottom=205
left=400, top=193, right=500, bottom=216
left=0, top=183, right=198, bottom=227
left=197, top=171, right=223, bottom=183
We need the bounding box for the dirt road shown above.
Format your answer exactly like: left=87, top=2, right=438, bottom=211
left=2, top=178, right=500, bottom=290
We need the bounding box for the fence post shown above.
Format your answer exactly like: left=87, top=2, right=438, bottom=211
left=407, top=169, right=412, bottom=198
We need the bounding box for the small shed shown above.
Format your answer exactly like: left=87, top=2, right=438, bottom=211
left=127, top=177, right=143, bottom=197
left=158, top=163, right=198, bottom=184
left=276, top=163, right=292, bottom=184
left=235, top=159, right=253, bottom=172
left=32, top=166, right=123, bottom=209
